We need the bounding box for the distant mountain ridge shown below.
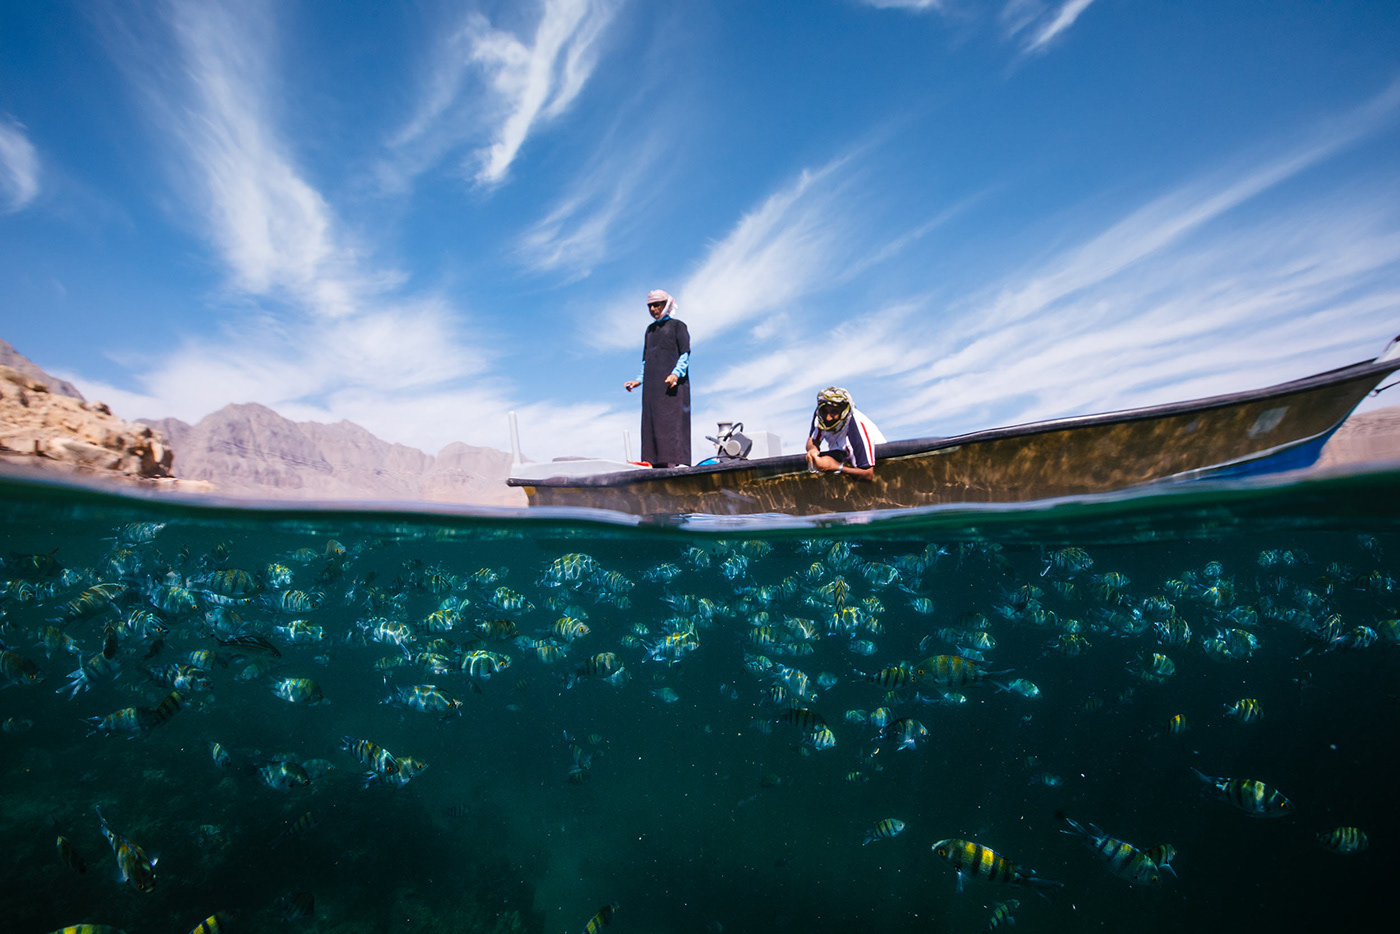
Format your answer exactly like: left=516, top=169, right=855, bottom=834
left=141, top=403, right=523, bottom=506
left=0, top=337, right=521, bottom=504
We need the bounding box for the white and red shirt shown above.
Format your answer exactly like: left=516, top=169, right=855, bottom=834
left=808, top=407, right=885, bottom=469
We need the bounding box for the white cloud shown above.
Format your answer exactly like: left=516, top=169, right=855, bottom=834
left=588, top=156, right=889, bottom=352
left=516, top=129, right=665, bottom=278
left=389, top=0, right=619, bottom=189
left=857, top=0, right=948, bottom=9
left=1000, top=0, right=1098, bottom=54
left=76, top=0, right=519, bottom=455
left=0, top=116, right=40, bottom=213
left=1017, top=0, right=1098, bottom=53
left=675, top=86, right=1400, bottom=450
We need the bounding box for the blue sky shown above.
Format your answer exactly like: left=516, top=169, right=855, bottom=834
left=3, top=0, right=1399, bottom=463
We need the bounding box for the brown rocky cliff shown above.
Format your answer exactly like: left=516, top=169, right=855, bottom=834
left=0, top=338, right=85, bottom=401
left=0, top=364, right=177, bottom=484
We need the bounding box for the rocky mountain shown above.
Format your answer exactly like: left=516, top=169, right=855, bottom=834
left=0, top=338, right=521, bottom=504
left=0, top=338, right=85, bottom=400
left=0, top=363, right=189, bottom=489
left=142, top=403, right=524, bottom=506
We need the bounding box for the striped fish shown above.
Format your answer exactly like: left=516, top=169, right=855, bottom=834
left=1060, top=817, right=1161, bottom=885
left=270, top=811, right=319, bottom=850
left=930, top=839, right=1062, bottom=896
left=185, top=912, right=233, bottom=934
left=863, top=818, right=906, bottom=845
left=138, top=690, right=184, bottom=731
left=866, top=664, right=914, bottom=690
left=1317, top=826, right=1368, bottom=854
left=984, top=899, right=1020, bottom=931
left=1191, top=768, right=1294, bottom=817
left=1146, top=843, right=1177, bottom=877
left=96, top=807, right=155, bottom=893
left=583, top=902, right=618, bottom=934
left=915, top=655, right=993, bottom=689
left=1223, top=698, right=1263, bottom=724
left=340, top=736, right=399, bottom=777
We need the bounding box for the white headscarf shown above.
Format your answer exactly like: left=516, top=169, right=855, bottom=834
left=647, top=289, right=677, bottom=318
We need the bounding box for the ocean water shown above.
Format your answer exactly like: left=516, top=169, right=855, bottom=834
left=2, top=469, right=1398, bottom=934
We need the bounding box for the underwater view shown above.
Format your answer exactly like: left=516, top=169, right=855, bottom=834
left=2, top=470, right=1399, bottom=934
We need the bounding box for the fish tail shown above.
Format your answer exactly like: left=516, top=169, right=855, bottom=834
left=1059, top=816, right=1087, bottom=838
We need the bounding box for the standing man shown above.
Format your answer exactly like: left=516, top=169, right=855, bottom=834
left=805, top=386, right=884, bottom=482
left=624, top=289, right=691, bottom=467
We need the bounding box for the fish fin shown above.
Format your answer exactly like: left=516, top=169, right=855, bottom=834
left=955, top=870, right=964, bottom=894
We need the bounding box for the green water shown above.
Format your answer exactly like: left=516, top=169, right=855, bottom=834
left=2, top=470, right=1398, bottom=934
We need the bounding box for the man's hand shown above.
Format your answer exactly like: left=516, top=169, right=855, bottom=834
left=624, top=380, right=640, bottom=392
left=664, top=374, right=679, bottom=389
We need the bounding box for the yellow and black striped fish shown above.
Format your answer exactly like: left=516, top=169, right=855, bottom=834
left=271, top=811, right=318, bottom=850
left=863, top=818, right=906, bottom=845
left=1191, top=768, right=1294, bottom=817
left=778, top=707, right=828, bottom=733
left=984, top=898, right=1020, bottom=931
left=185, top=912, right=233, bottom=934
left=915, top=655, right=990, bottom=688
left=1317, top=826, right=1368, bottom=854
left=582, top=902, right=618, bottom=934
left=41, top=926, right=128, bottom=934
left=866, top=664, right=914, bottom=690
left=930, top=839, right=1062, bottom=896
left=1223, top=697, right=1263, bottom=724
left=96, top=806, right=155, bottom=893
left=1146, top=843, right=1177, bottom=877
left=1060, top=817, right=1160, bottom=885
left=577, top=652, right=621, bottom=678
left=340, top=736, right=399, bottom=776
left=139, top=690, right=184, bottom=731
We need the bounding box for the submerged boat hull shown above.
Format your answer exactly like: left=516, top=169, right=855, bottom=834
left=510, top=358, right=1400, bottom=516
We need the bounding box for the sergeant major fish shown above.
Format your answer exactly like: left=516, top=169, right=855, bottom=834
left=863, top=818, right=906, bottom=845
left=1191, top=768, right=1294, bottom=817
left=96, top=806, right=156, bottom=892
left=930, top=838, right=1062, bottom=896
left=1060, top=817, right=1161, bottom=885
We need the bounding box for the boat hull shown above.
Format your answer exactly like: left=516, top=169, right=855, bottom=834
left=511, top=359, right=1399, bottom=516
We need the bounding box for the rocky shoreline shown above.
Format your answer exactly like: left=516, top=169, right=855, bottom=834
left=0, top=364, right=207, bottom=491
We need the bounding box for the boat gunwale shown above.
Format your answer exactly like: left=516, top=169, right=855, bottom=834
left=509, top=357, right=1400, bottom=489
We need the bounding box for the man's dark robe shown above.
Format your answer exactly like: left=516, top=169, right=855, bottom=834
left=640, top=316, right=691, bottom=466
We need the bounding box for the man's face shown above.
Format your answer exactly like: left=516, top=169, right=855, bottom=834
left=648, top=300, right=667, bottom=319
left=818, top=403, right=845, bottom=428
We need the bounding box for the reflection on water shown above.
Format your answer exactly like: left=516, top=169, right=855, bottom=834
left=1, top=471, right=1398, bottom=933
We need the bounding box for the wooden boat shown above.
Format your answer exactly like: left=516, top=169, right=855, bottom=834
left=509, top=348, right=1400, bottom=517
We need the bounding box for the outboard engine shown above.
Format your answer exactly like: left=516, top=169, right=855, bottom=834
left=705, top=422, right=754, bottom=462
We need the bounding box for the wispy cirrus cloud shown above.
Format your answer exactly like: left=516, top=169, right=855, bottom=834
left=857, top=0, right=949, bottom=10
left=0, top=115, right=40, bottom=213
left=587, top=150, right=952, bottom=352
left=1003, top=0, right=1099, bottom=54
left=112, top=0, right=387, bottom=319
left=677, top=83, right=1400, bottom=449
left=81, top=0, right=515, bottom=453
left=388, top=0, right=620, bottom=190
left=516, top=127, right=666, bottom=279
left=857, top=0, right=1098, bottom=55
